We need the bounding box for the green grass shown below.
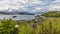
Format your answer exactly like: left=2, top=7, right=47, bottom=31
left=0, top=17, right=60, bottom=34
left=18, top=17, right=60, bottom=34
left=41, top=11, right=60, bottom=17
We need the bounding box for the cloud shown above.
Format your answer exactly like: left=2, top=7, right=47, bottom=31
left=0, top=0, right=46, bottom=11
left=33, top=7, right=42, bottom=12
left=0, top=0, right=59, bottom=12
left=48, top=5, right=60, bottom=11
left=47, top=0, right=60, bottom=11
left=0, top=0, right=27, bottom=10
left=32, top=0, right=60, bottom=12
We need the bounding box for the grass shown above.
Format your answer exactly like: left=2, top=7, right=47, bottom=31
left=41, top=11, right=60, bottom=17
left=0, top=15, right=60, bottom=34
left=0, top=17, right=60, bottom=34
left=18, top=17, right=60, bottom=34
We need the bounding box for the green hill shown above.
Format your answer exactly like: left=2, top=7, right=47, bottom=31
left=41, top=11, right=60, bottom=17
left=0, top=12, right=6, bottom=14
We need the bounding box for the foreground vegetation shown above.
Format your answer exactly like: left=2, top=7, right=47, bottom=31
left=18, top=11, right=60, bottom=34
left=18, top=17, right=60, bottom=34
left=1, top=18, right=60, bottom=34
left=1, top=11, right=60, bottom=34
left=0, top=19, right=16, bottom=34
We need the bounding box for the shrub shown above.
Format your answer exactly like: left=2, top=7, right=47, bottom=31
left=0, top=19, right=16, bottom=34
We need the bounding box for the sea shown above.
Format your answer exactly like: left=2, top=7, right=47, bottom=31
left=0, top=12, right=44, bottom=20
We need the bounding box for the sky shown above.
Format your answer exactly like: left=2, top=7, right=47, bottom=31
left=0, top=0, right=60, bottom=12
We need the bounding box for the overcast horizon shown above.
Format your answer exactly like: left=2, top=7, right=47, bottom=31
left=0, top=0, right=59, bottom=12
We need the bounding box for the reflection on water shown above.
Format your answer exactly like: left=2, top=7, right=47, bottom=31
left=0, top=15, right=35, bottom=20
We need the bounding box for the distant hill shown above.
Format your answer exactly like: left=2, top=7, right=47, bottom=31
left=41, top=11, right=60, bottom=17
left=0, top=12, right=6, bottom=14
left=0, top=12, right=35, bottom=15
left=17, top=12, right=35, bottom=15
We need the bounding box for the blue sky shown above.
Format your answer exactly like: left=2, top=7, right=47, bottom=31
left=0, top=0, right=60, bottom=12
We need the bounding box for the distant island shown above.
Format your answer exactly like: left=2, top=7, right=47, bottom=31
left=0, top=12, right=35, bottom=15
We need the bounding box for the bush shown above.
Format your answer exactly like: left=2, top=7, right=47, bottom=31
left=0, top=19, right=16, bottom=34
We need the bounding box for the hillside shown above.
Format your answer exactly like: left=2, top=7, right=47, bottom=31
left=0, top=12, right=35, bottom=15
left=0, top=12, right=6, bottom=14
left=41, top=11, right=60, bottom=17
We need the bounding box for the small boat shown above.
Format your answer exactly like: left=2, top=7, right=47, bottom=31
left=13, top=16, right=17, bottom=18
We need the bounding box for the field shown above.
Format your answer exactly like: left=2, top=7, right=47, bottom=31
left=18, top=11, right=60, bottom=34
left=0, top=17, right=60, bottom=34
left=18, top=17, right=60, bottom=34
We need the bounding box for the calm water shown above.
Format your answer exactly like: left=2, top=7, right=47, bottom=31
left=0, top=12, right=44, bottom=20
left=0, top=15, right=36, bottom=20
